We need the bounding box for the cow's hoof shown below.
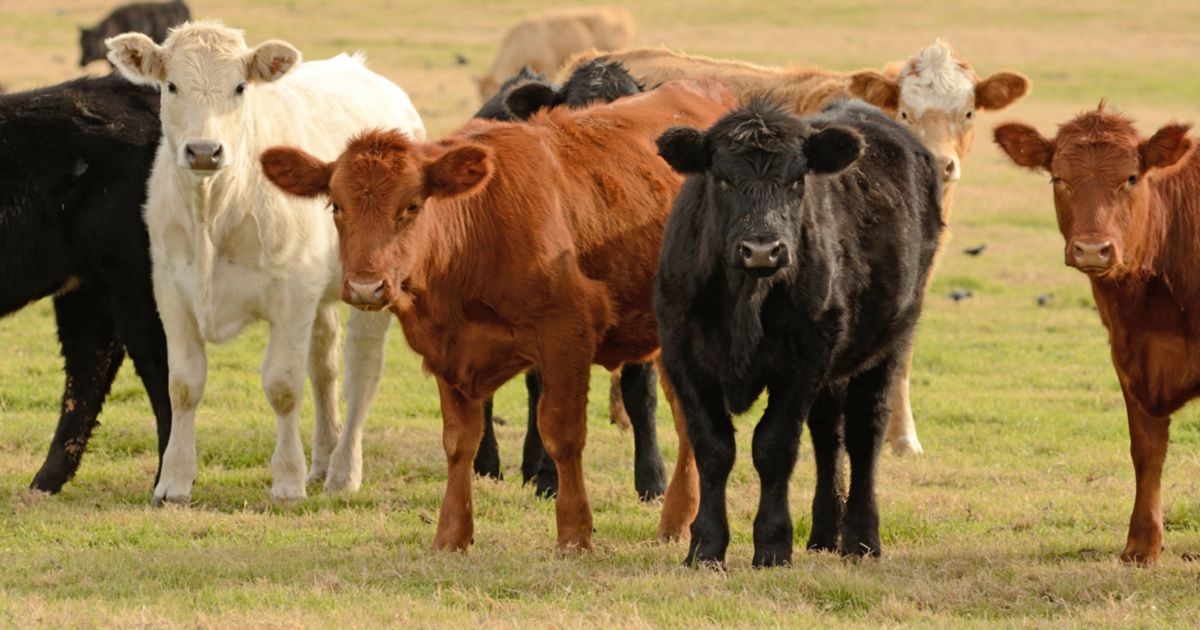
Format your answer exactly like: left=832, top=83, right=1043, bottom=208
left=151, top=493, right=190, bottom=507
left=887, top=435, right=923, bottom=456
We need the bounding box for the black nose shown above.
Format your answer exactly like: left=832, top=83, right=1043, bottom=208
left=737, top=239, right=788, bottom=269
left=185, top=142, right=223, bottom=170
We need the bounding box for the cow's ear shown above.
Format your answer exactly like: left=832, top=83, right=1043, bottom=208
left=1141, top=123, right=1194, bottom=173
left=504, top=83, right=561, bottom=120
left=260, top=146, right=332, bottom=198
left=849, top=70, right=900, bottom=112
left=803, top=127, right=863, bottom=175
left=106, top=33, right=166, bottom=84
left=657, top=126, right=711, bottom=174
left=424, top=143, right=495, bottom=199
left=975, top=71, right=1031, bottom=111
left=248, top=40, right=301, bottom=83
left=993, top=122, right=1053, bottom=171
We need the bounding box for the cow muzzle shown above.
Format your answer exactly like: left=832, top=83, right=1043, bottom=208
left=735, top=238, right=790, bottom=277
left=1065, top=238, right=1118, bottom=275
left=936, top=154, right=961, bottom=183
left=185, top=141, right=224, bottom=171
left=343, top=278, right=388, bottom=310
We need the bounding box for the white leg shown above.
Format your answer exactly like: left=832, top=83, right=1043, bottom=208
left=152, top=285, right=207, bottom=506
left=263, top=316, right=314, bottom=501
left=307, top=303, right=342, bottom=483
left=324, top=308, right=390, bottom=493
left=886, top=367, right=923, bottom=456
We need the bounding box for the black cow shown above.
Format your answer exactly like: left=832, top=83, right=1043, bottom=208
left=469, top=59, right=666, bottom=502
left=79, top=0, right=190, bottom=67
left=0, top=75, right=170, bottom=493
left=655, top=99, right=943, bottom=567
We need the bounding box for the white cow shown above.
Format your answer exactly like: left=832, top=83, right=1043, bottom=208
left=107, top=20, right=426, bottom=503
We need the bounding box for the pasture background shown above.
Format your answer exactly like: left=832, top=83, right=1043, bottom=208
left=3, top=0, right=1200, bottom=626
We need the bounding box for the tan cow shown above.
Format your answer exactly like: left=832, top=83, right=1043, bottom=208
left=566, top=40, right=1030, bottom=456
left=476, top=6, right=635, bottom=101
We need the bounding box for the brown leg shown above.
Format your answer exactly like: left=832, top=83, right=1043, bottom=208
left=655, top=361, right=699, bottom=541
left=609, top=369, right=632, bottom=431
left=432, top=377, right=485, bottom=552
left=884, top=355, right=922, bottom=455
left=537, top=357, right=595, bottom=554
left=1119, top=391, right=1170, bottom=566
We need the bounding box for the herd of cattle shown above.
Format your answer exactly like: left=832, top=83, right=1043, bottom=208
left=1, top=3, right=1197, bottom=569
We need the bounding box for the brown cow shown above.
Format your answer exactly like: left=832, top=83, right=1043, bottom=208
left=994, top=105, right=1198, bottom=566
left=260, top=78, right=737, bottom=553
left=565, top=40, right=1030, bottom=456
left=476, top=6, right=635, bottom=101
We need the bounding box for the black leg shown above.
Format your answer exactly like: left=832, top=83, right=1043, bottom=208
left=473, top=397, right=502, bottom=479
left=750, top=379, right=812, bottom=568
left=839, top=359, right=894, bottom=558
left=621, top=362, right=667, bottom=501
left=31, top=286, right=125, bottom=493
left=806, top=389, right=845, bottom=553
left=519, top=369, right=558, bottom=497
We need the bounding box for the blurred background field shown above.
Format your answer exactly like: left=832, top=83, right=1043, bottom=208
left=2, top=0, right=1200, bottom=627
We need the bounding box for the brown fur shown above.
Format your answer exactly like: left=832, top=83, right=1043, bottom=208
left=261, top=78, right=738, bottom=553
left=995, top=107, right=1200, bottom=566
left=477, top=6, right=635, bottom=101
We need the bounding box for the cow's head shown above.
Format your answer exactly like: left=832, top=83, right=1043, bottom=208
left=473, top=65, right=555, bottom=121
left=657, top=100, right=863, bottom=278
left=260, top=129, right=495, bottom=312
left=79, top=24, right=110, bottom=67
left=850, top=39, right=1029, bottom=186
left=994, top=106, right=1193, bottom=278
left=106, top=20, right=300, bottom=175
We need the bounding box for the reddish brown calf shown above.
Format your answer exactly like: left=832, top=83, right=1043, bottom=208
left=995, top=105, right=1199, bottom=566
left=261, top=78, right=737, bottom=553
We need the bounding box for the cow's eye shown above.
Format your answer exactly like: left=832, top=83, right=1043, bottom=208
left=1126, top=174, right=1138, bottom=186
left=406, top=202, right=420, bottom=214
left=965, top=111, right=973, bottom=120
left=166, top=82, right=177, bottom=94
left=899, top=111, right=908, bottom=121
left=328, top=202, right=341, bottom=214
left=235, top=83, right=246, bottom=95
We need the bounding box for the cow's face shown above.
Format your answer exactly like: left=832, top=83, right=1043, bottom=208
left=851, top=39, right=1029, bottom=186
left=994, top=109, right=1193, bottom=278
left=260, top=130, right=494, bottom=313
left=658, top=102, right=863, bottom=278
left=106, top=22, right=299, bottom=175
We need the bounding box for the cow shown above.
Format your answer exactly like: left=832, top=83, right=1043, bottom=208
left=0, top=74, right=169, bottom=494
left=79, top=0, right=190, bottom=67
left=994, top=106, right=1200, bottom=566
left=471, top=58, right=665, bottom=502
left=106, top=20, right=425, bottom=504
left=476, top=6, right=635, bottom=102
left=654, top=99, right=943, bottom=567
left=260, top=77, right=739, bottom=553
left=565, top=40, right=1030, bottom=456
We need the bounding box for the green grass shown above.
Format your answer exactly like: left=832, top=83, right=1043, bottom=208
left=4, top=0, right=1200, bottom=627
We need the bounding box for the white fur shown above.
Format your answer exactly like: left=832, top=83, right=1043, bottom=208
left=898, top=39, right=975, bottom=116
left=109, top=21, right=425, bottom=503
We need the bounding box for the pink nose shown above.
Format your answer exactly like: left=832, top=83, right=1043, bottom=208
left=936, top=155, right=960, bottom=183
left=1069, top=240, right=1114, bottom=271
left=346, top=279, right=385, bottom=305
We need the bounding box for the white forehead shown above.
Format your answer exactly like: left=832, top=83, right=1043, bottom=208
left=897, top=40, right=976, bottom=116
left=161, top=20, right=250, bottom=85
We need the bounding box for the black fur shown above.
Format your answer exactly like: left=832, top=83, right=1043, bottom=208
left=470, top=60, right=665, bottom=502
left=655, top=99, right=944, bottom=567
left=79, top=0, right=191, bottom=67
left=0, top=74, right=170, bottom=493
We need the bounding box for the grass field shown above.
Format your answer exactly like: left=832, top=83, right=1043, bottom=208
left=3, top=0, right=1200, bottom=627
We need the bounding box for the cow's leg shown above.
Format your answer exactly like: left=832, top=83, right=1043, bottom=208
left=152, top=289, right=206, bottom=506
left=884, top=355, right=922, bottom=455
left=520, top=369, right=559, bottom=497
left=473, top=397, right=502, bottom=480
left=324, top=308, right=389, bottom=493
left=609, top=369, right=632, bottom=430
left=806, top=390, right=845, bottom=552
left=1120, top=389, right=1170, bottom=566
left=307, top=302, right=341, bottom=485
left=655, top=363, right=699, bottom=542
left=838, top=359, right=894, bottom=558
left=104, top=276, right=172, bottom=490
left=622, top=361, right=667, bottom=501
left=31, top=287, right=125, bottom=493
left=432, top=377, right=485, bottom=551
left=750, top=379, right=813, bottom=568
left=537, top=353, right=594, bottom=554
left=261, top=316, right=315, bottom=501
